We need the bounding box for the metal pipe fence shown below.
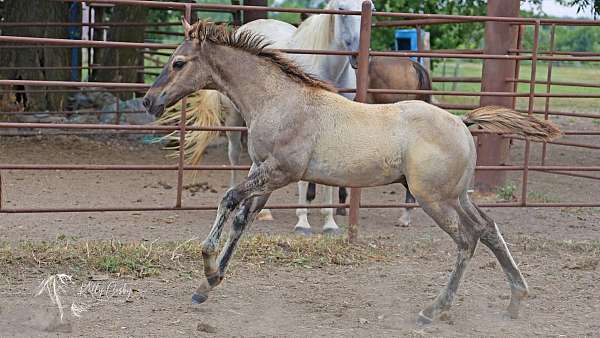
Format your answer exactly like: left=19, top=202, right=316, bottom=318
left=1, top=0, right=599, bottom=238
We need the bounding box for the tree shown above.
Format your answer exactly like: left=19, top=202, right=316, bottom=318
left=0, top=0, right=75, bottom=112
left=556, top=0, right=599, bottom=16
left=91, top=5, right=147, bottom=86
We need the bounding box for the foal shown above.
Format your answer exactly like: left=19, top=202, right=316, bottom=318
left=143, top=21, right=560, bottom=324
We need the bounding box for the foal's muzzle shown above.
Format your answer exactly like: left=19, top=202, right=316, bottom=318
left=142, top=93, right=166, bottom=117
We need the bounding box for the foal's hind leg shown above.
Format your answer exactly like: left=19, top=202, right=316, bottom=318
left=466, top=203, right=529, bottom=319
left=417, top=200, right=482, bottom=324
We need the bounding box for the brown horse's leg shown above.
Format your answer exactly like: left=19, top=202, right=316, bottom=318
left=468, top=203, right=529, bottom=319
left=417, top=200, right=481, bottom=324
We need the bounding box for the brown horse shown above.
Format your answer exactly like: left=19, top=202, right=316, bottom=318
left=143, top=20, right=560, bottom=324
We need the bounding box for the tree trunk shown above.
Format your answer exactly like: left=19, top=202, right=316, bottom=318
left=0, top=0, right=74, bottom=112
left=92, top=5, right=147, bottom=90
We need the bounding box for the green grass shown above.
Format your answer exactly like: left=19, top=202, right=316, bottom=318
left=496, top=182, right=517, bottom=202
left=432, top=60, right=600, bottom=113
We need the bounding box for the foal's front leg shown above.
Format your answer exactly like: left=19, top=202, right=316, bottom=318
left=192, top=194, right=270, bottom=304
left=192, top=161, right=287, bottom=304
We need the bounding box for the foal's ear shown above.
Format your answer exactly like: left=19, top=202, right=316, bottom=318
left=182, top=17, right=193, bottom=39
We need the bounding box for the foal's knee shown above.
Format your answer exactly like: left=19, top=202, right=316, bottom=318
left=223, top=188, right=242, bottom=210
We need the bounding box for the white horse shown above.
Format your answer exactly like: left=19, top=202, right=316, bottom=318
left=239, top=0, right=371, bottom=235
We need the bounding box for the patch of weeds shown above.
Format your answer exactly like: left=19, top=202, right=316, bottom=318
left=237, top=234, right=392, bottom=268
left=0, top=235, right=396, bottom=279
left=496, top=183, right=517, bottom=202
left=519, top=236, right=600, bottom=256
left=593, top=119, right=600, bottom=126
left=527, top=191, right=558, bottom=203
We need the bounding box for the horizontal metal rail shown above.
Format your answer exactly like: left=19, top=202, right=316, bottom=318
left=1, top=164, right=598, bottom=171
left=2, top=201, right=600, bottom=214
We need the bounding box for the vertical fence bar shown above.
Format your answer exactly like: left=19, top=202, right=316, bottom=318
left=348, top=1, right=372, bottom=243
left=0, top=171, right=3, bottom=210
left=114, top=95, right=121, bottom=124
left=541, top=24, right=556, bottom=166
left=416, top=24, right=422, bottom=65
left=511, top=24, right=523, bottom=109
left=521, top=20, right=540, bottom=206
left=175, top=5, right=192, bottom=208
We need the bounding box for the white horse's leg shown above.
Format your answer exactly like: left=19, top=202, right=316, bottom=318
left=398, top=189, right=415, bottom=227
left=294, top=181, right=312, bottom=235
left=226, top=130, right=242, bottom=188
left=321, top=185, right=340, bottom=235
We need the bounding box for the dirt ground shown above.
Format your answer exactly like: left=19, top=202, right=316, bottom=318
left=0, top=116, right=599, bottom=337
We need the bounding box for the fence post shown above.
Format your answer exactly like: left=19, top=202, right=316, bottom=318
left=348, top=1, right=372, bottom=243
left=175, top=5, right=192, bottom=209
left=476, top=0, right=520, bottom=192
left=242, top=0, right=267, bottom=24
left=521, top=20, right=540, bottom=206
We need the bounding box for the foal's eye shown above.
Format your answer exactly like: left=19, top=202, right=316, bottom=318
left=173, top=60, right=186, bottom=70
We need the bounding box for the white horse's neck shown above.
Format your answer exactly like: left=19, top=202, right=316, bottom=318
left=287, top=14, right=353, bottom=86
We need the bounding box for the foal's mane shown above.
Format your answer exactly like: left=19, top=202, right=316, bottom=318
left=188, top=21, right=337, bottom=92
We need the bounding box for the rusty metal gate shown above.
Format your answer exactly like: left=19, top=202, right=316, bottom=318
left=1, top=0, right=599, bottom=241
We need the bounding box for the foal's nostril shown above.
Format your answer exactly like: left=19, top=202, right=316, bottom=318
left=142, top=97, right=152, bottom=109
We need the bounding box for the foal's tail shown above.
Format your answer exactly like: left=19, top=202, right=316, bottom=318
left=463, top=106, right=561, bottom=142
left=157, top=90, right=232, bottom=166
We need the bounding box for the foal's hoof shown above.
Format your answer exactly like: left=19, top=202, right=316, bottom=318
left=336, top=207, right=347, bottom=216
left=294, top=227, right=312, bottom=236
left=192, top=293, right=208, bottom=304
left=323, top=228, right=342, bottom=236
left=416, top=311, right=433, bottom=325
left=191, top=292, right=208, bottom=304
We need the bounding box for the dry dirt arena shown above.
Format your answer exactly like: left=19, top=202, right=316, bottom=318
left=0, top=116, right=599, bottom=337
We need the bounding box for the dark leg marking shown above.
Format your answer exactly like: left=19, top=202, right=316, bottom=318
left=306, top=182, right=316, bottom=202
left=337, top=187, right=348, bottom=216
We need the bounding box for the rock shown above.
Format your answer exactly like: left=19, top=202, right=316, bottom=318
left=197, top=322, right=217, bottom=333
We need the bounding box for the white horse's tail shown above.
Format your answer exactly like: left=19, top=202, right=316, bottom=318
left=156, top=90, right=230, bottom=168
